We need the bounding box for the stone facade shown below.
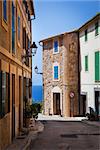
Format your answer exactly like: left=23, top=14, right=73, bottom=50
left=0, top=1, right=34, bottom=149
left=41, top=32, right=80, bottom=117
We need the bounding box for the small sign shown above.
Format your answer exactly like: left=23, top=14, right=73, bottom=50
left=70, top=91, right=75, bottom=98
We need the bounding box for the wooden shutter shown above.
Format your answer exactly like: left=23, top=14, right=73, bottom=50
left=95, top=22, right=99, bottom=36
left=85, top=29, right=87, bottom=41
left=0, top=71, right=2, bottom=118
left=85, top=56, right=88, bottom=71
left=54, top=66, right=58, bottom=79
left=95, top=51, right=100, bottom=81
left=18, top=16, right=20, bottom=41
left=12, top=2, right=15, bottom=53
left=29, top=79, right=32, bottom=98
left=2, top=72, right=6, bottom=116
left=54, top=41, right=58, bottom=52
left=5, top=73, right=10, bottom=114
left=26, top=78, right=29, bottom=101
left=8, top=73, right=10, bottom=112
left=3, top=0, right=7, bottom=21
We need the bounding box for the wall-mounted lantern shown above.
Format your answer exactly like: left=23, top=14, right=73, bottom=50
left=22, top=42, right=38, bottom=63
left=34, top=66, right=43, bottom=75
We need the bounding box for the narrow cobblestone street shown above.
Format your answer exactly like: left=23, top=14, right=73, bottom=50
left=30, top=121, right=100, bottom=150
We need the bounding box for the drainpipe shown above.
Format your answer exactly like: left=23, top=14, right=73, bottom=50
left=77, top=31, right=81, bottom=115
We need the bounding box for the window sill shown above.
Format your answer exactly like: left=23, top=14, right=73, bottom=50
left=2, top=19, right=8, bottom=32
left=95, top=80, right=100, bottom=82
left=53, top=51, right=59, bottom=55
left=53, top=78, right=60, bottom=81
left=0, top=112, right=10, bottom=120
left=17, top=41, right=21, bottom=48
left=84, top=70, right=89, bottom=73
left=12, top=53, right=16, bottom=57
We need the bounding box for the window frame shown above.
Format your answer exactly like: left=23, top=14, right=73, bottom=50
left=95, top=51, right=100, bottom=82
left=0, top=71, right=10, bottom=119
left=85, top=55, right=88, bottom=71
left=53, top=63, right=60, bottom=81
left=12, top=1, right=16, bottom=54
left=95, top=22, right=99, bottom=36
left=2, top=0, right=8, bottom=31
left=3, top=0, right=7, bottom=22
left=18, top=16, right=21, bottom=41
left=53, top=40, right=59, bottom=54
left=85, top=29, right=88, bottom=42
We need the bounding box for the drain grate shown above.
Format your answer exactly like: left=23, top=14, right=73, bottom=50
left=60, top=134, right=78, bottom=138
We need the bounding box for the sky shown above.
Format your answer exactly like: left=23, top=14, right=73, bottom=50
left=32, top=0, right=99, bottom=86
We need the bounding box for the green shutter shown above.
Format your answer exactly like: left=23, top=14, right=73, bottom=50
left=95, top=22, right=99, bottom=36
left=85, top=56, right=88, bottom=71
left=85, top=29, right=87, bottom=41
left=95, top=51, right=100, bottom=81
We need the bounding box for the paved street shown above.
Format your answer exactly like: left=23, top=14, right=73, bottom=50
left=30, top=121, right=100, bottom=150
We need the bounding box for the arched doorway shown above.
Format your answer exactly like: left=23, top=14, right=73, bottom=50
left=51, top=86, right=62, bottom=115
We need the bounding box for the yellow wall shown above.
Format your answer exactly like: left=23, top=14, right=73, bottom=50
left=0, top=0, right=33, bottom=149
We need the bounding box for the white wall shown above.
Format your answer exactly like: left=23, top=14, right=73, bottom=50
left=80, top=18, right=100, bottom=112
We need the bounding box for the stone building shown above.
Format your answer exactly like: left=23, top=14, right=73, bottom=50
left=0, top=0, right=35, bottom=149
left=79, top=13, right=100, bottom=117
left=40, top=31, right=80, bottom=117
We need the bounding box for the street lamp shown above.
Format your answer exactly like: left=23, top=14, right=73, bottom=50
left=34, top=66, right=43, bottom=75
left=34, top=65, right=44, bottom=115
left=22, top=42, right=38, bottom=63
left=30, top=42, right=38, bottom=56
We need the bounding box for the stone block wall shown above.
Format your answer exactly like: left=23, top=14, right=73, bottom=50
left=43, top=37, right=64, bottom=115
left=42, top=32, right=80, bottom=117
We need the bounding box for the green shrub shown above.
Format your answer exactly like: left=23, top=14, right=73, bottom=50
left=31, top=102, right=43, bottom=118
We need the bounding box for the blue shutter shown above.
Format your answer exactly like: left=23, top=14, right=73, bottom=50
left=18, top=16, right=20, bottom=41
left=54, top=66, right=58, bottom=79
left=54, top=41, right=58, bottom=52
left=3, top=0, right=7, bottom=21
left=12, top=2, right=15, bottom=53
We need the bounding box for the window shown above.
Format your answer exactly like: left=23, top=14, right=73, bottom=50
left=29, top=79, right=32, bottom=99
left=85, top=29, right=87, bottom=41
left=85, top=55, right=88, bottom=71
left=95, top=51, right=100, bottom=81
left=25, top=50, right=29, bottom=67
left=0, top=72, right=10, bottom=118
left=3, top=0, right=7, bottom=21
left=12, top=2, right=15, bottom=54
left=54, top=66, right=58, bottom=80
left=95, top=22, right=99, bottom=36
left=26, top=78, right=29, bottom=100
left=54, top=41, right=58, bottom=53
left=25, top=36, right=30, bottom=66
left=18, top=16, right=20, bottom=41
left=23, top=27, right=26, bottom=49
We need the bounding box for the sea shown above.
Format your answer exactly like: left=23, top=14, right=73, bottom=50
left=32, top=85, right=43, bottom=103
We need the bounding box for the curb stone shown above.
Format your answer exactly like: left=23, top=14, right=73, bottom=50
left=23, top=121, right=44, bottom=150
